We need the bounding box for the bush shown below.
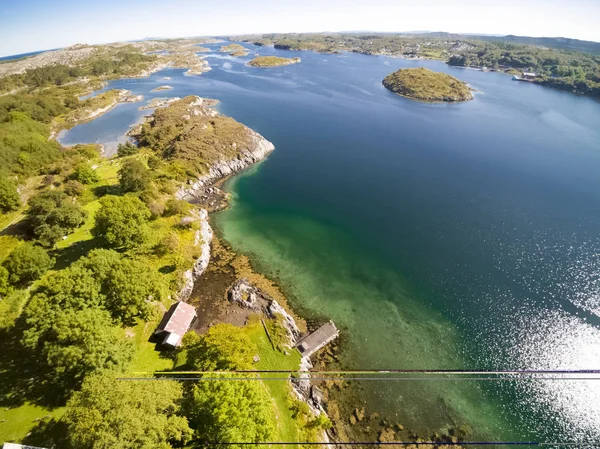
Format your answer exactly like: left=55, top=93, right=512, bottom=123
left=63, top=180, right=85, bottom=197
left=70, top=163, right=99, bottom=184
left=164, top=199, right=190, bottom=217
left=3, top=242, right=53, bottom=286
left=155, top=232, right=180, bottom=255
left=117, top=141, right=139, bottom=157
left=0, top=176, right=20, bottom=212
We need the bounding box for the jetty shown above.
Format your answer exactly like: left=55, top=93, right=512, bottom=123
left=296, top=320, right=339, bottom=358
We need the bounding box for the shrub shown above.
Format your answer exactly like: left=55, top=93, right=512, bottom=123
left=155, top=232, right=180, bottom=255
left=70, top=163, right=99, bottom=184
left=117, top=141, right=139, bottom=157
left=63, top=180, right=85, bottom=197
left=164, top=199, right=190, bottom=217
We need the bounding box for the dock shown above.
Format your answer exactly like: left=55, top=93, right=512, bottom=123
left=295, top=320, right=339, bottom=358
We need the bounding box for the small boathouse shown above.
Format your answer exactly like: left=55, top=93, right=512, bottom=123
left=296, top=320, right=339, bottom=358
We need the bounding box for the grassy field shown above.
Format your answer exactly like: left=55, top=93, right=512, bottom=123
left=247, top=319, right=302, bottom=446
left=0, top=403, right=66, bottom=443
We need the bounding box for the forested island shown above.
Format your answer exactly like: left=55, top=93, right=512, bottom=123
left=383, top=68, right=473, bottom=102
left=248, top=56, right=301, bottom=67
left=232, top=32, right=600, bottom=100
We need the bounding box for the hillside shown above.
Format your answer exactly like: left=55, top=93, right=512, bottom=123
left=382, top=67, right=473, bottom=102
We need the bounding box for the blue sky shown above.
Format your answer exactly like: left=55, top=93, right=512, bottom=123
left=1, top=0, right=599, bottom=57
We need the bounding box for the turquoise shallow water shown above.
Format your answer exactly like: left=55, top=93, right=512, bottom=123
left=60, top=42, right=600, bottom=442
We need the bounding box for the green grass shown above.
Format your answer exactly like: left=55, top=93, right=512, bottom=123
left=0, top=403, right=65, bottom=443
left=247, top=320, right=302, bottom=446
left=126, top=318, right=175, bottom=375
left=0, top=235, right=22, bottom=263
left=55, top=200, right=101, bottom=250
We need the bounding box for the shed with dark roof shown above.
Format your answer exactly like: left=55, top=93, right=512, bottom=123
left=295, top=321, right=339, bottom=358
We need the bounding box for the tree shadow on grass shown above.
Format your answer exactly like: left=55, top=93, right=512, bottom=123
left=92, top=184, right=121, bottom=197
left=0, top=319, right=70, bottom=411
left=21, top=418, right=69, bottom=448
left=52, top=237, right=103, bottom=270
left=0, top=216, right=32, bottom=239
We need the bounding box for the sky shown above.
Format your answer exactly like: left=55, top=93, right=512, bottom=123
left=1, top=0, right=599, bottom=57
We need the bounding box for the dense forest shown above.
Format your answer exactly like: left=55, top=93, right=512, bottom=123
left=234, top=33, right=600, bottom=100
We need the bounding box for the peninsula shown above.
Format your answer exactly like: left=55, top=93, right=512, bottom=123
left=382, top=67, right=473, bottom=102
left=248, top=55, right=301, bottom=67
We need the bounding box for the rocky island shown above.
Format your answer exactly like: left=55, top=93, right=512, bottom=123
left=248, top=55, right=301, bottom=68
left=220, top=43, right=249, bottom=56
left=382, top=67, right=473, bottom=102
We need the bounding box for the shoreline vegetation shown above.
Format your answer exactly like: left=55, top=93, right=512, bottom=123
left=0, top=86, right=335, bottom=446
left=382, top=68, right=473, bottom=102
left=248, top=56, right=301, bottom=68
left=231, top=32, right=600, bottom=100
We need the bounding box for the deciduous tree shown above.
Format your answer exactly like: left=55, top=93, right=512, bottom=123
left=0, top=176, right=20, bottom=211
left=26, top=190, right=87, bottom=247
left=187, top=374, right=276, bottom=448
left=3, top=242, right=53, bottom=286
left=93, top=195, right=150, bottom=249
left=118, top=159, right=151, bottom=193
left=63, top=373, right=192, bottom=449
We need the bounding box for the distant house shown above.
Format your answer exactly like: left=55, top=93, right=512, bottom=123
left=296, top=321, right=339, bottom=358
left=155, top=301, right=197, bottom=347
left=522, top=72, right=537, bottom=80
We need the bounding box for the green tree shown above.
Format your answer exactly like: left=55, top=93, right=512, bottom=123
left=26, top=190, right=87, bottom=247
left=104, top=258, right=164, bottom=324
left=0, top=176, right=20, bottom=211
left=3, top=242, right=53, bottom=286
left=118, top=159, right=151, bottom=193
left=70, top=163, right=99, bottom=184
left=41, top=308, right=133, bottom=383
left=186, top=323, right=256, bottom=371
left=63, top=373, right=192, bottom=449
left=117, top=141, right=139, bottom=157
left=93, top=195, right=150, bottom=249
left=187, top=374, right=276, bottom=448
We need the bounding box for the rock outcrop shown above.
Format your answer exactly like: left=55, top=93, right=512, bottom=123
left=177, top=209, right=214, bottom=301
left=176, top=129, right=274, bottom=201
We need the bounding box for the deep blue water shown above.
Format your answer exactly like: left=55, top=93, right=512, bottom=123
left=0, top=49, right=55, bottom=61
left=59, top=43, right=600, bottom=443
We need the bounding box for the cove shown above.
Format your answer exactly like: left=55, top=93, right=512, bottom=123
left=60, top=42, right=600, bottom=442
